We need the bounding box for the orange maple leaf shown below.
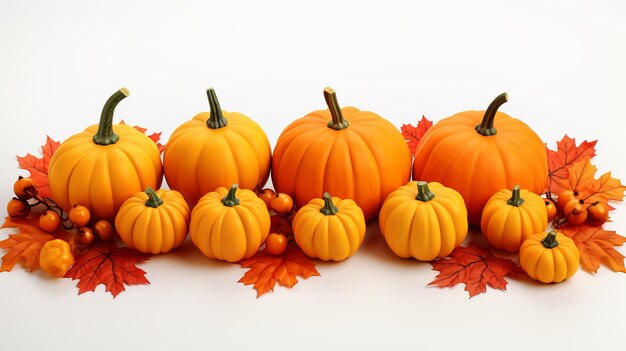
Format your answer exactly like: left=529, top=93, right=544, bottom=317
left=561, top=224, right=626, bottom=273
left=558, top=157, right=625, bottom=206
left=401, top=115, right=433, bottom=154
left=64, top=241, right=150, bottom=297
left=238, top=243, right=320, bottom=297
left=546, top=135, right=597, bottom=196
left=119, top=120, right=165, bottom=153
left=16, top=136, right=61, bottom=198
left=428, top=243, right=527, bottom=298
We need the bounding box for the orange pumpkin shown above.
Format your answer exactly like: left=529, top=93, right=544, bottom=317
left=412, top=93, right=548, bottom=225
left=272, top=88, right=411, bottom=221
left=48, top=88, right=162, bottom=220
left=163, top=88, right=271, bottom=207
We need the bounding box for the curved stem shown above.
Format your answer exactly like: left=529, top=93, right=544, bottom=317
left=475, top=92, right=508, bottom=136
left=507, top=185, right=525, bottom=207
left=206, top=88, right=228, bottom=129
left=320, top=192, right=339, bottom=215
left=93, top=88, right=129, bottom=145
left=415, top=181, right=435, bottom=202
left=221, top=184, right=240, bottom=207
left=541, top=230, right=560, bottom=249
left=323, top=87, right=349, bottom=130
left=144, top=188, right=163, bottom=208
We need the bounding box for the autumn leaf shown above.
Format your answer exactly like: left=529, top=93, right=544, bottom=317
left=64, top=241, right=150, bottom=297
left=0, top=215, right=67, bottom=272
left=558, top=157, right=626, bottom=206
left=428, top=243, right=526, bottom=298
left=238, top=243, right=320, bottom=297
left=561, top=224, right=626, bottom=273
left=16, top=136, right=60, bottom=198
left=119, top=120, right=165, bottom=153
left=546, top=135, right=597, bottom=195
left=401, top=115, right=433, bottom=154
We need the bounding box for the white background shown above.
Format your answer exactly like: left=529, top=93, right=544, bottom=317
left=1, top=0, right=625, bottom=350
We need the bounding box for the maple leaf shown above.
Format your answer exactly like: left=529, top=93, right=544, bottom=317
left=64, top=241, right=150, bottom=297
left=16, top=136, right=61, bottom=198
left=428, top=243, right=527, bottom=298
left=238, top=243, right=320, bottom=297
left=558, top=157, right=625, bottom=206
left=401, top=115, right=433, bottom=154
left=546, top=135, right=597, bottom=195
left=0, top=215, right=67, bottom=272
left=561, top=224, right=626, bottom=273
left=119, top=120, right=165, bottom=153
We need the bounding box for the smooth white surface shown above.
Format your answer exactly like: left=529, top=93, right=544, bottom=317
left=1, top=0, right=625, bottom=350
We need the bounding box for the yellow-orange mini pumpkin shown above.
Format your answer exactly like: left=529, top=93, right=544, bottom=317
left=379, top=181, right=468, bottom=261
left=520, top=230, right=580, bottom=283
left=413, top=93, right=548, bottom=226
left=272, top=88, right=411, bottom=222
left=293, top=192, right=366, bottom=261
left=48, top=88, right=162, bottom=220
left=190, top=184, right=270, bottom=262
left=481, top=185, right=548, bottom=252
left=115, top=188, right=190, bottom=254
left=163, top=88, right=271, bottom=207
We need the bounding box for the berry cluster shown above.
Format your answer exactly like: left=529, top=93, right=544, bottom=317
left=257, top=188, right=295, bottom=256
left=546, top=190, right=609, bottom=227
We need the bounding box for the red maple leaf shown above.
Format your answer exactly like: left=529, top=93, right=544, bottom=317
left=16, top=136, right=60, bottom=198
left=558, top=157, right=625, bottom=207
left=64, top=241, right=150, bottom=297
left=238, top=243, right=320, bottom=297
left=428, top=243, right=527, bottom=298
left=546, top=135, right=597, bottom=196
left=119, top=120, right=165, bottom=153
left=560, top=224, right=626, bottom=273
left=401, top=115, right=433, bottom=154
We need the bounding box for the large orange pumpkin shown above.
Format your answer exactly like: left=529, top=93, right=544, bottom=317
left=272, top=88, right=411, bottom=221
left=412, top=93, right=548, bottom=225
left=163, top=88, right=271, bottom=207
left=48, top=88, right=163, bottom=220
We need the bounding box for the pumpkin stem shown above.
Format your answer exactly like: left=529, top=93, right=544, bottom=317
left=320, top=192, right=339, bottom=215
left=475, top=92, right=508, bottom=136
left=541, top=230, right=560, bottom=249
left=415, top=181, right=435, bottom=202
left=507, top=185, right=525, bottom=207
left=93, top=88, right=129, bottom=145
left=206, top=88, right=228, bottom=129
left=144, top=188, right=163, bottom=208
left=221, top=184, right=240, bottom=207
left=324, top=87, right=350, bottom=130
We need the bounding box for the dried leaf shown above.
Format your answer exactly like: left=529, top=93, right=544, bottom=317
left=546, top=135, right=597, bottom=195
left=428, top=243, right=526, bottom=298
left=559, top=157, right=626, bottom=205
left=561, top=224, right=626, bottom=273
left=119, top=120, right=165, bottom=153
left=16, top=136, right=61, bottom=198
left=401, top=115, right=433, bottom=154
left=64, top=241, right=150, bottom=297
left=238, top=243, right=320, bottom=297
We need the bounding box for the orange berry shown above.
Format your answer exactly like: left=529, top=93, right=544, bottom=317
left=266, top=233, right=288, bottom=255
left=69, top=205, right=91, bottom=227
left=270, top=193, right=294, bottom=214
left=7, top=198, right=30, bottom=218
left=39, top=210, right=61, bottom=233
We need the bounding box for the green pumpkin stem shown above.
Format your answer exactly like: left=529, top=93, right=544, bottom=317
left=320, top=192, right=339, bottom=215
left=92, top=88, right=129, bottom=145
left=324, top=87, right=349, bottom=130
left=144, top=188, right=163, bottom=208
left=221, top=184, right=240, bottom=207
left=507, top=185, right=525, bottom=207
left=541, top=230, right=560, bottom=249
left=475, top=92, right=508, bottom=136
left=415, top=181, right=435, bottom=202
left=206, top=88, right=228, bottom=129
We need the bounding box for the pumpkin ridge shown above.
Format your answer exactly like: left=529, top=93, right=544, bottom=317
left=295, top=130, right=336, bottom=206
left=58, top=146, right=93, bottom=210
left=156, top=206, right=174, bottom=251
left=275, top=128, right=327, bottom=196
left=132, top=206, right=152, bottom=253
left=92, top=150, right=117, bottom=218
left=117, top=143, right=152, bottom=190
left=194, top=203, right=223, bottom=258
left=495, top=133, right=539, bottom=190
left=346, top=129, right=382, bottom=208
left=233, top=205, right=263, bottom=257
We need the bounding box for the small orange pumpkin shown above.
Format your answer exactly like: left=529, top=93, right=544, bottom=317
left=272, top=88, right=411, bottom=221
left=163, top=88, right=271, bottom=207
left=48, top=88, right=162, bottom=220
left=412, top=93, right=548, bottom=226
left=520, top=230, right=580, bottom=283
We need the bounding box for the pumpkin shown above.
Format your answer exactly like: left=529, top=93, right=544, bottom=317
left=519, top=230, right=580, bottom=283
left=481, top=185, right=548, bottom=252
left=48, top=88, right=162, bottom=220
left=189, top=184, right=270, bottom=262
left=293, top=192, right=366, bottom=261
left=115, top=188, right=190, bottom=254
left=379, top=181, right=468, bottom=261
left=412, top=93, right=548, bottom=226
left=163, top=88, right=271, bottom=207
left=271, top=87, right=411, bottom=222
